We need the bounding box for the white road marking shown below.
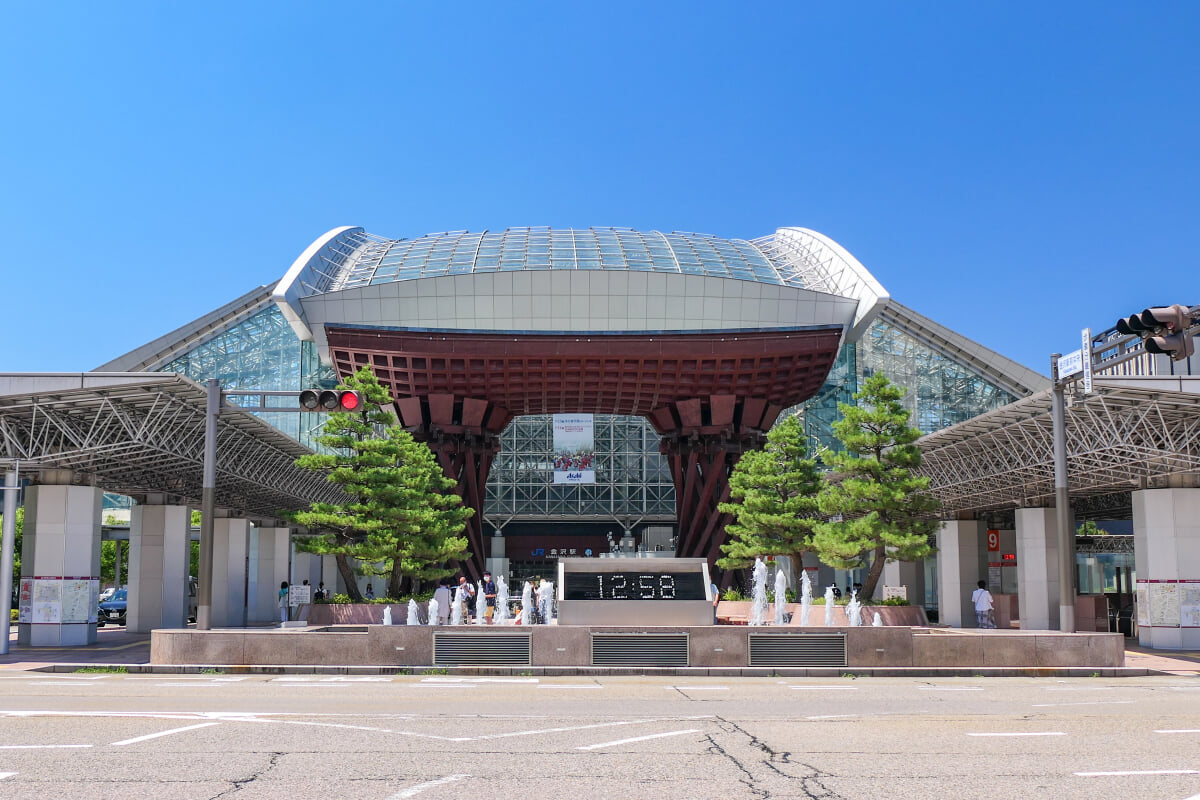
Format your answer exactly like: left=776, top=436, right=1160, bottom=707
left=536, top=684, right=602, bottom=690
left=460, top=717, right=682, bottom=742
left=790, top=685, right=859, bottom=690
left=110, top=722, right=221, bottom=746
left=967, top=732, right=1065, bottom=737
left=806, top=714, right=862, bottom=720
left=1074, top=769, right=1199, bottom=777
left=577, top=728, right=702, bottom=751
left=671, top=686, right=729, bottom=691
left=269, top=682, right=355, bottom=687
left=0, top=744, right=92, bottom=749
left=386, top=774, right=469, bottom=799
left=1032, top=700, right=1136, bottom=708
left=0, top=772, right=14, bottom=780
left=1155, top=729, right=1200, bottom=734
left=1043, top=686, right=1115, bottom=691
left=415, top=684, right=479, bottom=689
left=26, top=675, right=108, bottom=680
left=918, top=686, right=982, bottom=691
left=420, top=677, right=539, bottom=684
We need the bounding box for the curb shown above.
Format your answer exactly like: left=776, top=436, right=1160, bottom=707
left=27, top=663, right=1174, bottom=678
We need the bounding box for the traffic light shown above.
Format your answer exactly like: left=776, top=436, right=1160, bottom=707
left=1116, top=304, right=1195, bottom=361
left=298, top=389, right=365, bottom=412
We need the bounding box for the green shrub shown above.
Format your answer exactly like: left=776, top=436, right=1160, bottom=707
left=329, top=593, right=352, bottom=604
left=881, top=596, right=910, bottom=606
left=721, top=588, right=744, bottom=601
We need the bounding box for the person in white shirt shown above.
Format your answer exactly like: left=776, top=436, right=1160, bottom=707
left=971, top=580, right=995, bottom=629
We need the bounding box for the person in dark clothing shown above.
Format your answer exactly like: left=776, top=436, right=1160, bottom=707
left=481, top=572, right=498, bottom=622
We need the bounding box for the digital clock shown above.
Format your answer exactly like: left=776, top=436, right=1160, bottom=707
left=563, top=571, right=708, bottom=601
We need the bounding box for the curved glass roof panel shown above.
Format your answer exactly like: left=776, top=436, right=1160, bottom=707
left=326, top=227, right=799, bottom=292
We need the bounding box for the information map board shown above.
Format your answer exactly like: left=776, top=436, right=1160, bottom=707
left=1137, top=580, right=1200, bottom=628
left=17, top=577, right=99, bottom=624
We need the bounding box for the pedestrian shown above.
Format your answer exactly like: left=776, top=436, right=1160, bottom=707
left=277, top=581, right=289, bottom=624
left=457, top=575, right=476, bottom=619
left=365, top=583, right=376, bottom=600
left=972, top=580, right=995, bottom=629
left=433, top=578, right=452, bottom=625
left=711, top=581, right=720, bottom=623
left=481, top=571, right=498, bottom=622
left=315, top=581, right=326, bottom=602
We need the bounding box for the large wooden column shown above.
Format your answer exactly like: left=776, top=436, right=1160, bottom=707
left=653, top=395, right=777, bottom=583
left=394, top=393, right=510, bottom=581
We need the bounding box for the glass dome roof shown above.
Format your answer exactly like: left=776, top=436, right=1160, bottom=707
left=321, top=227, right=802, bottom=293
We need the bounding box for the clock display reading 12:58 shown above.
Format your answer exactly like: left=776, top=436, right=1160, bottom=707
left=562, top=571, right=707, bottom=601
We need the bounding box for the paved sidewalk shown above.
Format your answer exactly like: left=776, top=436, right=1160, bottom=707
left=5, top=628, right=1199, bottom=676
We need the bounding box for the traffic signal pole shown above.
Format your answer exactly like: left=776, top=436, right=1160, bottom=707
left=193, top=384, right=359, bottom=631
left=1050, top=354, right=1075, bottom=633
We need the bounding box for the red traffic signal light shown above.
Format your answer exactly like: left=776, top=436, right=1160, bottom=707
left=298, top=389, right=366, bottom=412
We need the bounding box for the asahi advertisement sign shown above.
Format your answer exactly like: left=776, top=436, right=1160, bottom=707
left=552, top=414, right=595, bottom=484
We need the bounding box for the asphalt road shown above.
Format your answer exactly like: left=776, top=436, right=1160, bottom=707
left=0, top=672, right=1198, bottom=799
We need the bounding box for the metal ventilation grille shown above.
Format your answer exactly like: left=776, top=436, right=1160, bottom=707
left=748, top=634, right=847, bottom=667
left=433, top=633, right=531, bottom=666
left=591, top=634, right=689, bottom=666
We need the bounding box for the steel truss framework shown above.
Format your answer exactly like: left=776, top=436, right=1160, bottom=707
left=0, top=374, right=344, bottom=518
left=917, top=378, right=1200, bottom=515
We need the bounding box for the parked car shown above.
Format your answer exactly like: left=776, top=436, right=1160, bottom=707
left=97, top=588, right=127, bottom=627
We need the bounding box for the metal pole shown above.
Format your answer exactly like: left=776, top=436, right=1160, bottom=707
left=197, top=379, right=219, bottom=630
left=0, top=470, right=18, bottom=655
left=1050, top=354, right=1076, bottom=632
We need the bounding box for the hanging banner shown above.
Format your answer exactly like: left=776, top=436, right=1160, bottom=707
left=552, top=414, right=595, bottom=484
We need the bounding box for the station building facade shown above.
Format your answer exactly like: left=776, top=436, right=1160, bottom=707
left=99, top=226, right=1047, bottom=604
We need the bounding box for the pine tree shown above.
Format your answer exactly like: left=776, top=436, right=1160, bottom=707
left=717, top=415, right=824, bottom=579
left=288, top=367, right=472, bottom=601
left=812, top=373, right=939, bottom=599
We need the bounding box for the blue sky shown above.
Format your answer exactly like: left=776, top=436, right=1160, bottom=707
left=2, top=2, right=1197, bottom=374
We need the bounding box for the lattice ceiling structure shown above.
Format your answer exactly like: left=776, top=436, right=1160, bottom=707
left=0, top=374, right=344, bottom=518
left=917, top=377, right=1200, bottom=514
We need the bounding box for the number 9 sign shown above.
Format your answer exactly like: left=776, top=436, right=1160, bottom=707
left=986, top=530, right=1000, bottom=552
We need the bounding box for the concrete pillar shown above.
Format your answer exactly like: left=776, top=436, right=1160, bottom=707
left=880, top=559, right=925, bottom=605
left=936, top=519, right=983, bottom=628
left=127, top=504, right=190, bottom=633
left=17, top=484, right=103, bottom=646
left=211, top=518, right=250, bottom=627
left=1134, top=488, right=1200, bottom=649
left=1015, top=507, right=1061, bottom=630
left=254, top=527, right=290, bottom=623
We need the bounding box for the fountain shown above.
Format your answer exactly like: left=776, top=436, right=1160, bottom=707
left=450, top=586, right=465, bottom=625
left=520, top=581, right=533, bottom=625
left=799, top=569, right=812, bottom=626
left=474, top=580, right=487, bottom=625
left=824, top=586, right=835, bottom=627
left=773, top=566, right=788, bottom=626
left=537, top=580, right=555, bottom=624
left=847, top=590, right=863, bottom=627
left=407, top=598, right=420, bottom=626
left=382, top=606, right=393, bottom=626
left=494, top=576, right=511, bottom=624
left=873, top=611, right=883, bottom=627
left=427, top=597, right=439, bottom=626
left=749, top=558, right=768, bottom=626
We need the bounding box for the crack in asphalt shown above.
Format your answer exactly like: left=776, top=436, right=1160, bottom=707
left=708, top=716, right=847, bottom=800
left=211, top=751, right=284, bottom=797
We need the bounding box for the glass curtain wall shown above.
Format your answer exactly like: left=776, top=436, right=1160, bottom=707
left=158, top=306, right=336, bottom=448
left=485, top=414, right=674, bottom=518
